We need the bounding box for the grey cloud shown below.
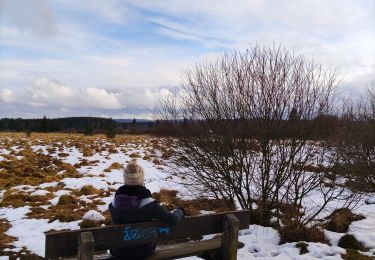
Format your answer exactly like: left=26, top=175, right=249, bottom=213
left=0, top=0, right=56, bottom=35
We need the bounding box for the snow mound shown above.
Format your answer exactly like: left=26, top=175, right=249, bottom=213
left=31, top=190, right=50, bottom=196
left=82, top=210, right=105, bottom=221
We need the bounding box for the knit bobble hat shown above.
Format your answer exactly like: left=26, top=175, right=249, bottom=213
left=124, top=161, right=144, bottom=186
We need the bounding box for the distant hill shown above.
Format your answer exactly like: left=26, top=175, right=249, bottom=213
left=0, top=117, right=117, bottom=132
left=114, top=119, right=154, bottom=123
left=0, top=117, right=157, bottom=133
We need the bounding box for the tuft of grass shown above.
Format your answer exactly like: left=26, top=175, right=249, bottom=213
left=104, top=162, right=123, bottom=172
left=79, top=219, right=101, bottom=229
left=152, top=158, right=162, bottom=165
left=129, top=152, right=141, bottom=158
left=49, top=212, right=81, bottom=223
left=78, top=185, right=99, bottom=196
left=326, top=208, right=365, bottom=233
left=2, top=191, right=30, bottom=208
left=338, top=234, right=367, bottom=251
left=143, top=154, right=152, bottom=161
left=296, top=242, right=309, bottom=255
left=0, top=218, right=16, bottom=254
left=152, top=189, right=234, bottom=216
left=57, top=195, right=76, bottom=205
left=161, top=148, right=174, bottom=160
left=342, top=249, right=373, bottom=260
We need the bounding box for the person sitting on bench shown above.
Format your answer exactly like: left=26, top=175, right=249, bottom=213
left=109, top=161, right=185, bottom=259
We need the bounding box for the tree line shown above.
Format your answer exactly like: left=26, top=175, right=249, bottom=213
left=0, top=116, right=154, bottom=134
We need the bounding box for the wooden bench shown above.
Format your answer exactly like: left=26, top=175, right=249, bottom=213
left=45, top=210, right=250, bottom=260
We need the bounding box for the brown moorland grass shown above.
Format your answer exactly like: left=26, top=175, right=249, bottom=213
left=104, top=162, right=123, bottom=172
left=0, top=218, right=16, bottom=254
left=26, top=197, right=106, bottom=223
left=325, top=208, right=365, bottom=233
left=1, top=190, right=54, bottom=208
left=152, top=189, right=234, bottom=216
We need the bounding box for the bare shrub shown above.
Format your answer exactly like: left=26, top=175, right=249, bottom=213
left=279, top=222, right=328, bottom=244
left=156, top=44, right=355, bottom=225
left=336, top=88, right=375, bottom=192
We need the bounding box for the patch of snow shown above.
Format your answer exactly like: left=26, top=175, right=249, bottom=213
left=307, top=243, right=345, bottom=258
left=79, top=196, right=93, bottom=204
left=0, top=206, right=30, bottom=221
left=63, top=177, right=110, bottom=191
left=0, top=190, right=4, bottom=203
left=11, top=185, right=35, bottom=191
left=325, top=230, right=345, bottom=246
left=6, top=218, right=80, bottom=257
left=200, top=210, right=216, bottom=215
left=97, top=196, right=112, bottom=212
left=348, top=210, right=375, bottom=248
left=39, top=182, right=58, bottom=189
left=53, top=190, right=71, bottom=196
left=82, top=210, right=105, bottom=221
left=365, top=196, right=375, bottom=205
left=30, top=190, right=50, bottom=196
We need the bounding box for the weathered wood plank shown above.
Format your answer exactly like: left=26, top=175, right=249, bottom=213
left=82, top=238, right=222, bottom=260
left=220, top=214, right=239, bottom=260
left=45, top=210, right=250, bottom=259
left=77, top=232, right=95, bottom=260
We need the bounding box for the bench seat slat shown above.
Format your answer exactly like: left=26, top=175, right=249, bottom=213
left=89, top=238, right=221, bottom=260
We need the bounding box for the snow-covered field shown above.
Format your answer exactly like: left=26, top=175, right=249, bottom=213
left=0, top=133, right=374, bottom=259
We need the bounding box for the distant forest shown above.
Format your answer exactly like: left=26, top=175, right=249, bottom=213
left=0, top=117, right=154, bottom=134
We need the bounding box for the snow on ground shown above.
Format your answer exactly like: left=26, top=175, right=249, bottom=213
left=1, top=134, right=375, bottom=259
left=82, top=210, right=105, bottom=221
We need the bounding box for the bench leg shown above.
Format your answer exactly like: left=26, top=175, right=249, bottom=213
left=221, top=214, right=240, bottom=260
left=78, top=232, right=95, bottom=260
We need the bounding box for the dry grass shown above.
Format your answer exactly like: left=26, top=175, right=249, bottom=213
left=1, top=190, right=53, bottom=208
left=296, top=242, right=309, bottom=255
left=152, top=189, right=235, bottom=216
left=0, top=145, right=80, bottom=189
left=129, top=152, right=141, bottom=158
left=325, top=208, right=365, bottom=233
left=104, top=162, right=123, bottom=172
left=0, top=218, right=16, bottom=254
left=57, top=194, right=77, bottom=205
left=76, top=185, right=100, bottom=196
left=342, top=249, right=373, bottom=260
left=278, top=222, right=329, bottom=244
left=338, top=234, right=367, bottom=251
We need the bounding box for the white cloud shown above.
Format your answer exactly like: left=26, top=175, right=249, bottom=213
left=26, top=78, right=122, bottom=109
left=32, top=78, right=73, bottom=99
left=18, top=77, right=171, bottom=112
left=83, top=87, right=121, bottom=109
left=0, top=0, right=374, bottom=118
left=0, top=88, right=15, bottom=103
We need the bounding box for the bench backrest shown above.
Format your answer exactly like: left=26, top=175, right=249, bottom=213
left=45, top=210, right=250, bottom=259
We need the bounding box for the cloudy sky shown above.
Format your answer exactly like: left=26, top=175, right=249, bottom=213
left=0, top=0, right=374, bottom=119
